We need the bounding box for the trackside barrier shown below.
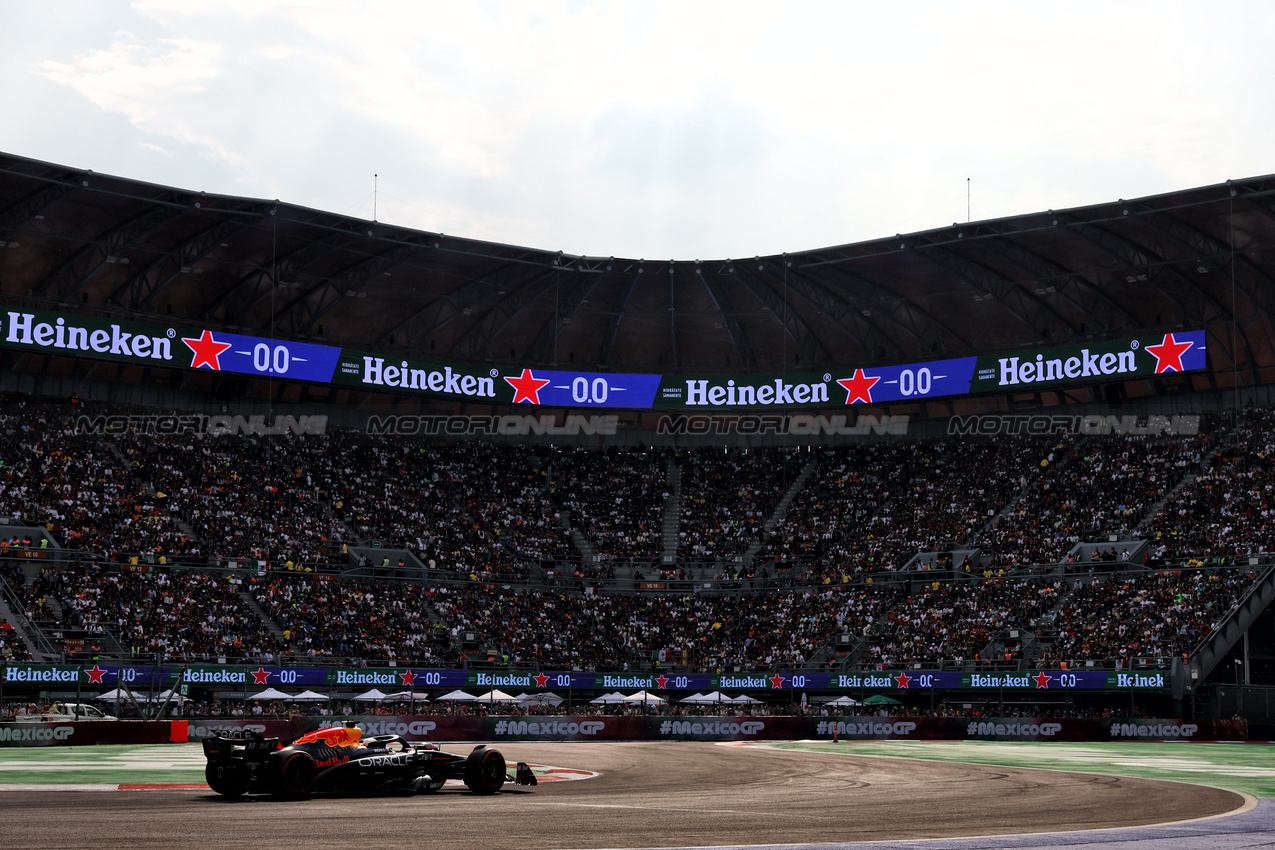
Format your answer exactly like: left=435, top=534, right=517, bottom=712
left=182, top=716, right=1249, bottom=743
left=0, top=720, right=187, bottom=747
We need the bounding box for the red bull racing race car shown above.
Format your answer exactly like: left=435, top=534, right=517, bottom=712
left=202, top=725, right=537, bottom=798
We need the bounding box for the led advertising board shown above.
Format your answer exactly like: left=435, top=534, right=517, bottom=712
left=0, top=306, right=1206, bottom=410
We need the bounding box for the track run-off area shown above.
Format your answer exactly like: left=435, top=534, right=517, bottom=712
left=1, top=740, right=1273, bottom=850
left=761, top=739, right=1275, bottom=799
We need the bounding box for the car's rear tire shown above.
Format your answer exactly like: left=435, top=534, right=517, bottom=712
left=205, top=761, right=248, bottom=797
left=276, top=751, right=317, bottom=799
left=463, top=747, right=506, bottom=795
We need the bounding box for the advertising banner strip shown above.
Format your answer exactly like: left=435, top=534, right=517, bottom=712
left=0, top=304, right=1208, bottom=410
left=2, top=665, right=1171, bottom=692
left=0, top=721, right=186, bottom=748
left=13, top=714, right=1243, bottom=748
left=267, top=716, right=1243, bottom=745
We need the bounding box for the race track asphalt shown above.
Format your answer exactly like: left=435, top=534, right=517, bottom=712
left=0, top=741, right=1248, bottom=850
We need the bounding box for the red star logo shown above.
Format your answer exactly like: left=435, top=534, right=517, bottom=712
left=769, top=674, right=786, bottom=689
left=1032, top=672, right=1052, bottom=689
left=251, top=667, right=271, bottom=685
left=837, top=369, right=880, bottom=404
left=655, top=674, right=670, bottom=689
left=1144, top=333, right=1192, bottom=374
left=181, top=329, right=233, bottom=370
left=85, top=665, right=107, bottom=684
left=400, top=670, right=415, bottom=686
left=533, top=672, right=550, bottom=688
left=504, top=368, right=551, bottom=404
left=895, top=671, right=912, bottom=689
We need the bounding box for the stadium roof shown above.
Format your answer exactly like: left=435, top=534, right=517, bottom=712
left=1, top=150, right=1274, bottom=402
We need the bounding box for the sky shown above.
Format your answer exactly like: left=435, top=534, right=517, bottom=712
left=1, top=1, right=1272, bottom=259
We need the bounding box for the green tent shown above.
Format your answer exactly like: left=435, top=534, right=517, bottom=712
left=861, top=694, right=902, bottom=706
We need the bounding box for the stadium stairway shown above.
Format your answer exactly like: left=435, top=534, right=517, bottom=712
left=1187, top=566, right=1275, bottom=692
left=0, top=582, right=45, bottom=660
left=970, top=439, right=1083, bottom=548
left=1016, top=583, right=1074, bottom=667
left=239, top=586, right=292, bottom=653
left=801, top=639, right=842, bottom=672
left=563, top=509, right=597, bottom=561
left=105, top=438, right=130, bottom=470
left=978, top=628, right=1035, bottom=667
left=1135, top=474, right=1195, bottom=534
left=742, top=455, right=818, bottom=570
left=1135, top=422, right=1232, bottom=536
left=660, top=456, right=683, bottom=565
left=107, top=437, right=209, bottom=560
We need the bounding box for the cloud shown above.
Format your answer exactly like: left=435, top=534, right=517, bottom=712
left=37, top=34, right=240, bottom=165
left=137, top=141, right=174, bottom=157
left=12, top=1, right=1275, bottom=257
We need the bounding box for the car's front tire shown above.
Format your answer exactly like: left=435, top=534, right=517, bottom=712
left=463, top=747, right=507, bottom=795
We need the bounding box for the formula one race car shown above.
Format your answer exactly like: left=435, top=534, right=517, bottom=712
left=202, top=726, right=537, bottom=798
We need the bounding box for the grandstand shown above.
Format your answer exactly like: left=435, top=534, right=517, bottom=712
left=2, top=151, right=1275, bottom=729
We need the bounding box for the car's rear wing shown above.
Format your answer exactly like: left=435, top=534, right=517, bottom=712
left=203, top=729, right=283, bottom=758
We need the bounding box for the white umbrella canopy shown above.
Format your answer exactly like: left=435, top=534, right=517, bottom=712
left=436, top=689, right=476, bottom=701
left=250, top=688, right=295, bottom=701
left=352, top=688, right=390, bottom=701
left=589, top=691, right=627, bottom=704
left=728, top=694, right=763, bottom=704
left=677, top=692, right=707, bottom=704
left=622, top=690, right=666, bottom=704
left=825, top=695, right=861, bottom=706
left=681, top=690, right=727, bottom=704
left=518, top=692, right=563, bottom=706
left=385, top=691, right=432, bottom=702
left=474, top=689, right=519, bottom=702
left=291, top=690, right=330, bottom=701
left=96, top=688, right=187, bottom=703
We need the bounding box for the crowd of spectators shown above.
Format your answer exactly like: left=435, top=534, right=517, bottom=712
left=864, top=578, right=1063, bottom=666
left=0, top=399, right=1267, bottom=582
left=1144, top=407, right=1275, bottom=563
left=761, top=439, right=1040, bottom=583
left=0, top=402, right=198, bottom=561
left=1039, top=569, right=1257, bottom=665
left=123, top=431, right=345, bottom=568
left=2, top=394, right=1273, bottom=680
left=677, top=448, right=806, bottom=561
left=428, top=582, right=908, bottom=672
left=979, top=427, right=1219, bottom=567
left=320, top=439, right=572, bottom=581
left=23, top=564, right=282, bottom=661
left=258, top=574, right=446, bottom=662
left=551, top=447, right=667, bottom=561
left=0, top=557, right=1261, bottom=674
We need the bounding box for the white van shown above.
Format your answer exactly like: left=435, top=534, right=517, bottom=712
left=14, top=702, right=118, bottom=722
